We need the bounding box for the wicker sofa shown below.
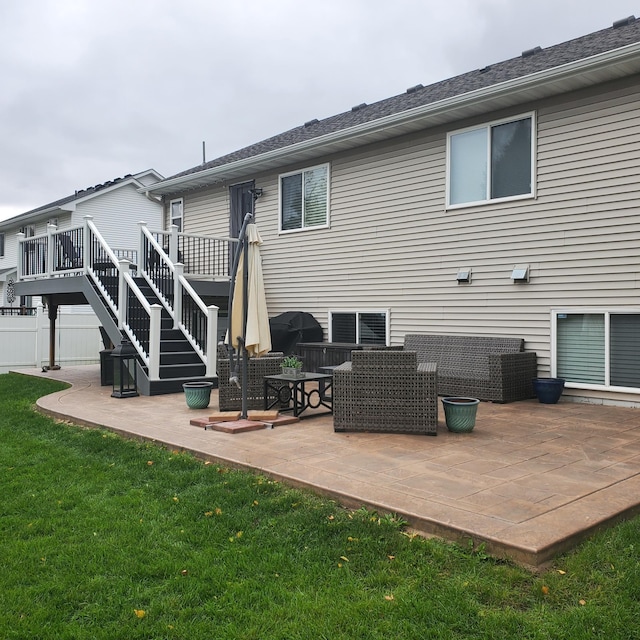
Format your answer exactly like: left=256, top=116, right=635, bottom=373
left=333, top=350, right=438, bottom=435
left=217, top=349, right=285, bottom=411
left=403, top=334, right=537, bottom=403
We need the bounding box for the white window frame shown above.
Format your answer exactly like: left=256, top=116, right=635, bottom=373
left=20, top=224, right=36, bottom=237
left=169, top=198, right=183, bottom=231
left=328, top=309, right=390, bottom=345
left=551, top=308, right=640, bottom=393
left=278, top=163, right=330, bottom=234
left=446, top=112, right=536, bottom=209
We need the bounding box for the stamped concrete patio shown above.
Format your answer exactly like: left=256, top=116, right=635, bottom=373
left=17, top=364, right=640, bottom=568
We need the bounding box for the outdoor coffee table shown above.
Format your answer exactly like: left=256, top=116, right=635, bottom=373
left=263, top=372, right=333, bottom=418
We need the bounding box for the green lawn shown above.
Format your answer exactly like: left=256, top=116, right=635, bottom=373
left=1, top=372, right=639, bottom=639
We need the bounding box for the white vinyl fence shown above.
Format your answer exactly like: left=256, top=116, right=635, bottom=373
left=0, top=303, right=102, bottom=374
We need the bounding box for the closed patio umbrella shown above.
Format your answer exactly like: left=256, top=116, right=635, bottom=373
left=229, top=222, right=271, bottom=357
left=227, top=215, right=271, bottom=417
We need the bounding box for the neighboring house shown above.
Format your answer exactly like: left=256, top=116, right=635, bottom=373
left=143, top=17, right=640, bottom=405
left=1, top=170, right=164, bottom=372
left=1, top=169, right=163, bottom=310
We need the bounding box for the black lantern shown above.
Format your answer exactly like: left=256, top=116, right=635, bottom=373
left=111, top=338, right=139, bottom=398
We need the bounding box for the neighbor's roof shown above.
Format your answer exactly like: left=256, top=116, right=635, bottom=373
left=149, top=15, right=640, bottom=196
left=1, top=169, right=163, bottom=229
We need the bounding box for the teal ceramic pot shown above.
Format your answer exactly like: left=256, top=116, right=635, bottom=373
left=183, top=382, right=213, bottom=409
left=442, top=397, right=480, bottom=433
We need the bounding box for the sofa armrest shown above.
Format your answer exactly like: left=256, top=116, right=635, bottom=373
left=487, top=351, right=537, bottom=401
left=488, top=351, right=537, bottom=373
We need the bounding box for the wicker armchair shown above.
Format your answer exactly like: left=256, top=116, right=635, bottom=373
left=333, top=350, right=438, bottom=435
left=217, top=349, right=285, bottom=411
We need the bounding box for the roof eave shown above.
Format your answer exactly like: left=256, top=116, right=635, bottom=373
left=148, top=41, right=640, bottom=197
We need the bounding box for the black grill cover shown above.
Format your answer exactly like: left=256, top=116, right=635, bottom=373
left=269, top=311, right=323, bottom=354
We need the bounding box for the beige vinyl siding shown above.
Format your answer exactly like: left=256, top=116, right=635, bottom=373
left=176, top=77, right=640, bottom=401
left=180, top=187, right=230, bottom=236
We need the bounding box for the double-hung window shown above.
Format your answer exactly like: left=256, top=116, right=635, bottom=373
left=329, top=310, right=389, bottom=345
left=553, top=310, right=640, bottom=391
left=279, top=164, right=329, bottom=232
left=447, top=113, right=535, bottom=207
left=170, top=198, right=183, bottom=232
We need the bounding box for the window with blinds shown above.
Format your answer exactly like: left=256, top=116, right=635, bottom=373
left=280, top=164, right=328, bottom=232
left=329, top=311, right=388, bottom=345
left=555, top=312, right=640, bottom=390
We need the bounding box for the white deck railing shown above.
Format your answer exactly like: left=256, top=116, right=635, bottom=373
left=17, top=216, right=232, bottom=380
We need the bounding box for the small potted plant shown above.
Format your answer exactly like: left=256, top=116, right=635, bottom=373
left=281, top=355, right=304, bottom=378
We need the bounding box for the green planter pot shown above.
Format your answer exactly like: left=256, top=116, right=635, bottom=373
left=183, top=382, right=213, bottom=409
left=442, top=397, right=480, bottom=433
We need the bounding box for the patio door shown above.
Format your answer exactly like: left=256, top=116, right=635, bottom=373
left=229, top=181, right=255, bottom=240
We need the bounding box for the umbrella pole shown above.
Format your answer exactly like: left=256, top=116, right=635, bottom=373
left=226, top=212, right=253, bottom=419
left=240, top=225, right=249, bottom=419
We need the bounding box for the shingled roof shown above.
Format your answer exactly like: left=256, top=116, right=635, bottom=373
left=22, top=174, right=135, bottom=216
left=155, top=15, right=640, bottom=191
left=1, top=169, right=163, bottom=228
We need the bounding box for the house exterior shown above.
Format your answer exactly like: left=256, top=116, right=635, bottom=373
left=1, top=169, right=164, bottom=310
left=143, top=17, right=640, bottom=406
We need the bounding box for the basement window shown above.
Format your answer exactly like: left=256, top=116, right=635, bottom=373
left=329, top=310, right=389, bottom=345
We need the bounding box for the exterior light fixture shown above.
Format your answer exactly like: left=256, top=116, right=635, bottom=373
left=511, top=265, right=530, bottom=283
left=249, top=188, right=263, bottom=200
left=111, top=338, right=139, bottom=398
left=456, top=268, right=472, bottom=284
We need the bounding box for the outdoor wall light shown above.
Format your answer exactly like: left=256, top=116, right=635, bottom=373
left=111, top=338, right=139, bottom=398
left=456, top=268, right=472, bottom=284
left=511, top=264, right=530, bottom=283
left=249, top=188, right=263, bottom=200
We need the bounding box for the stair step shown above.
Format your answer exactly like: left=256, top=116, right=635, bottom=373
left=161, top=351, right=203, bottom=365
left=161, top=339, right=193, bottom=353
left=158, top=363, right=206, bottom=379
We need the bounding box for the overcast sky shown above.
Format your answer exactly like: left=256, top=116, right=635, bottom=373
left=1, top=0, right=638, bottom=221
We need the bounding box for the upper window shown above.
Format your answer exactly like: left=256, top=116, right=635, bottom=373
left=170, top=198, right=183, bottom=232
left=20, top=225, right=36, bottom=237
left=329, top=310, right=389, bottom=345
left=553, top=310, right=640, bottom=391
left=0, top=232, right=4, bottom=258
left=447, top=113, right=535, bottom=207
left=279, top=164, right=329, bottom=232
